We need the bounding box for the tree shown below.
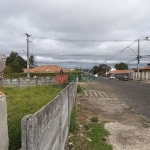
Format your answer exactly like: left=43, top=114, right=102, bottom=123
left=9, top=62, right=23, bottom=73
left=92, top=66, right=99, bottom=74
left=6, top=51, right=27, bottom=73
left=99, top=64, right=111, bottom=76
left=114, top=62, right=128, bottom=70
left=132, top=68, right=137, bottom=72
left=3, top=66, right=12, bottom=74
left=29, top=55, right=36, bottom=68
left=92, top=64, right=111, bottom=76
left=6, top=51, right=27, bottom=68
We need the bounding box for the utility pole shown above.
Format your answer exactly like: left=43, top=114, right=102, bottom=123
left=137, top=39, right=140, bottom=80
left=25, top=33, right=30, bottom=79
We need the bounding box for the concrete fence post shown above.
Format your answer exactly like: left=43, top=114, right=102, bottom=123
left=58, top=94, right=63, bottom=150
left=21, top=114, right=35, bottom=150
left=0, top=94, right=9, bottom=150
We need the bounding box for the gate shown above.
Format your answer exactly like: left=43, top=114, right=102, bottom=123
left=69, top=74, right=95, bottom=82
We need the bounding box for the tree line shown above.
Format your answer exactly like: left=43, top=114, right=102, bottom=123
left=92, top=62, right=129, bottom=76
left=4, top=51, right=36, bottom=73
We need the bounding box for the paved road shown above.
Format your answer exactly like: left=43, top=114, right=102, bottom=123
left=94, top=77, right=150, bottom=121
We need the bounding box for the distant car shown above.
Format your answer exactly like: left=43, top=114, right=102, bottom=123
left=119, top=75, right=129, bottom=81
left=109, top=76, right=115, bottom=79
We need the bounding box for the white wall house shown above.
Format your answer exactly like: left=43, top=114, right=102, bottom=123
left=140, top=65, right=150, bottom=80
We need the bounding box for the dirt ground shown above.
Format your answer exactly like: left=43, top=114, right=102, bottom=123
left=77, top=82, right=150, bottom=150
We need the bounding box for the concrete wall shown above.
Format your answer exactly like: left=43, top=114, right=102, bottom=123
left=0, top=94, right=9, bottom=150
left=140, top=71, right=150, bottom=80
left=133, top=72, right=141, bottom=79
left=2, top=76, right=55, bottom=88
left=21, top=79, right=77, bottom=150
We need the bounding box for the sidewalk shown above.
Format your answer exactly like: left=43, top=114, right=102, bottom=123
left=133, top=78, right=150, bottom=83
left=77, top=82, right=150, bottom=150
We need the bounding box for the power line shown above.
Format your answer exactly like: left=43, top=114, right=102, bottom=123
left=128, top=47, right=137, bottom=55
left=25, top=34, right=139, bottom=42
left=103, top=40, right=136, bottom=63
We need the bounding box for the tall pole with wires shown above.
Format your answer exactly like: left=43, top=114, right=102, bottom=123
left=137, top=39, right=140, bottom=80
left=25, top=33, right=30, bottom=79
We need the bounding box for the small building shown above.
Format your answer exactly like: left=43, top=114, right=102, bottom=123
left=108, top=70, right=134, bottom=80
left=140, top=65, right=150, bottom=80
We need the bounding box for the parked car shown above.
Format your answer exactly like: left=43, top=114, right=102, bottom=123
left=118, top=75, right=129, bottom=81
left=109, top=75, right=115, bottom=79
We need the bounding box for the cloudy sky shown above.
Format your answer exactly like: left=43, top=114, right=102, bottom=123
left=1, top=0, right=150, bottom=69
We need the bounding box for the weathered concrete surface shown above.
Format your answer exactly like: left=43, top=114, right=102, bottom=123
left=0, top=94, right=8, bottom=150
left=78, top=82, right=150, bottom=150
left=2, top=76, right=55, bottom=88
left=21, top=80, right=77, bottom=150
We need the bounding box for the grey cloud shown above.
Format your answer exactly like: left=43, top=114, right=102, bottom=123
left=1, top=0, right=150, bottom=69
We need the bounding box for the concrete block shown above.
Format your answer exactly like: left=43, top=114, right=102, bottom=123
left=0, top=94, right=8, bottom=150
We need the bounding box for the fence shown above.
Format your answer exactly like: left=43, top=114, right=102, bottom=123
left=0, top=94, right=9, bottom=150
left=21, top=78, right=78, bottom=150
left=69, top=74, right=95, bottom=82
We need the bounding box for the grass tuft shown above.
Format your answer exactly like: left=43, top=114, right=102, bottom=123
left=91, top=116, right=99, bottom=122
left=77, top=84, right=82, bottom=94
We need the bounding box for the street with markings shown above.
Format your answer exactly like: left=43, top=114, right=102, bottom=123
left=83, top=90, right=115, bottom=98
left=92, top=77, right=150, bottom=121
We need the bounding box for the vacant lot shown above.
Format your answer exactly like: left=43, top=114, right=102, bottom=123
left=2, top=85, right=63, bottom=150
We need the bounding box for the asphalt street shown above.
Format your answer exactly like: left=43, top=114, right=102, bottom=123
left=95, top=77, right=150, bottom=121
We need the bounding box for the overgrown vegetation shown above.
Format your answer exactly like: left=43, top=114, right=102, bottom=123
left=69, top=108, right=79, bottom=133
left=2, top=85, right=63, bottom=150
left=65, top=104, right=112, bottom=150
left=84, top=122, right=112, bottom=150
left=4, top=71, right=81, bottom=79
left=3, top=72, right=59, bottom=78
left=77, top=84, right=82, bottom=94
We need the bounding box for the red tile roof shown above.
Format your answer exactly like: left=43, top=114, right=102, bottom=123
left=108, top=70, right=134, bottom=74
left=24, top=65, right=70, bottom=73
left=140, top=66, right=150, bottom=71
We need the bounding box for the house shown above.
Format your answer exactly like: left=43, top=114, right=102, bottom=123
left=108, top=70, right=134, bottom=80
left=140, top=65, right=150, bottom=80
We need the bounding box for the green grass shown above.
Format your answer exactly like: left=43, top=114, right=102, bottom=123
left=2, top=85, right=63, bottom=150
left=69, top=108, right=79, bottom=133
left=66, top=108, right=112, bottom=150
left=91, top=116, right=99, bottom=122
left=84, top=122, right=112, bottom=150
left=77, top=84, right=82, bottom=94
